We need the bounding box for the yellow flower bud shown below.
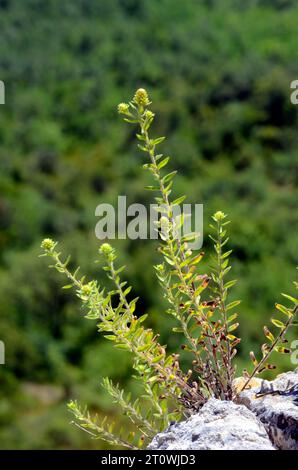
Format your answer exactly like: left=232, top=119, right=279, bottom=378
left=133, top=88, right=150, bottom=107
left=144, top=110, right=154, bottom=120
left=41, top=238, right=55, bottom=251
left=118, top=102, right=129, bottom=114
left=81, top=283, right=92, bottom=297
left=99, top=243, right=113, bottom=256
left=213, top=211, right=226, bottom=222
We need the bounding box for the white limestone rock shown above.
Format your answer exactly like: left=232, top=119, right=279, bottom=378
left=237, top=368, right=298, bottom=450
left=148, top=398, right=275, bottom=450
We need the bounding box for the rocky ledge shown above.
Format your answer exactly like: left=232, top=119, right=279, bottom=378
left=236, top=368, right=298, bottom=450
left=148, top=369, right=298, bottom=450
left=148, top=398, right=275, bottom=450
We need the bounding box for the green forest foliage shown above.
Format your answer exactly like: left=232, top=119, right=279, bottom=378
left=0, top=0, right=297, bottom=449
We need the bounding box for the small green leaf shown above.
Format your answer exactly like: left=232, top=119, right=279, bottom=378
left=250, top=351, right=258, bottom=366
left=275, top=303, right=293, bottom=318
left=281, top=293, right=298, bottom=305
left=115, top=344, right=130, bottom=350
left=227, top=312, right=238, bottom=323
left=157, top=156, right=170, bottom=169
left=172, top=195, right=186, bottom=206
left=104, top=335, right=115, bottom=341
left=226, top=300, right=241, bottom=311
left=275, top=345, right=291, bottom=354
left=172, top=327, right=184, bottom=333
left=225, top=280, right=237, bottom=289
left=228, top=322, right=239, bottom=332
left=162, top=171, right=177, bottom=183
left=227, top=334, right=237, bottom=341
left=152, top=353, right=164, bottom=363
left=190, top=252, right=204, bottom=265
left=138, top=314, right=148, bottom=323
left=221, top=250, right=232, bottom=259
left=123, top=286, right=132, bottom=296
left=138, top=144, right=148, bottom=152
left=271, top=318, right=285, bottom=329
left=153, top=136, right=166, bottom=145
left=137, top=343, right=151, bottom=352
left=164, top=256, right=175, bottom=266
left=263, top=326, right=275, bottom=343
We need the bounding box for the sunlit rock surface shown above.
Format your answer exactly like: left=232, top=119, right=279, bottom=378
left=148, top=398, right=275, bottom=450
left=237, top=368, right=298, bottom=450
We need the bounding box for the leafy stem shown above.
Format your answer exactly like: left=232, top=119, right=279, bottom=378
left=239, top=303, right=298, bottom=393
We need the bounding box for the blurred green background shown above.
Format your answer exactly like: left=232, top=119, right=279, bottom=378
left=0, top=0, right=297, bottom=449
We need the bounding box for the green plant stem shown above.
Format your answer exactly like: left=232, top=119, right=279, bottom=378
left=239, top=304, right=298, bottom=393
left=70, top=405, right=138, bottom=450
left=102, top=379, right=157, bottom=437
left=215, top=218, right=233, bottom=398
left=140, top=118, right=210, bottom=370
